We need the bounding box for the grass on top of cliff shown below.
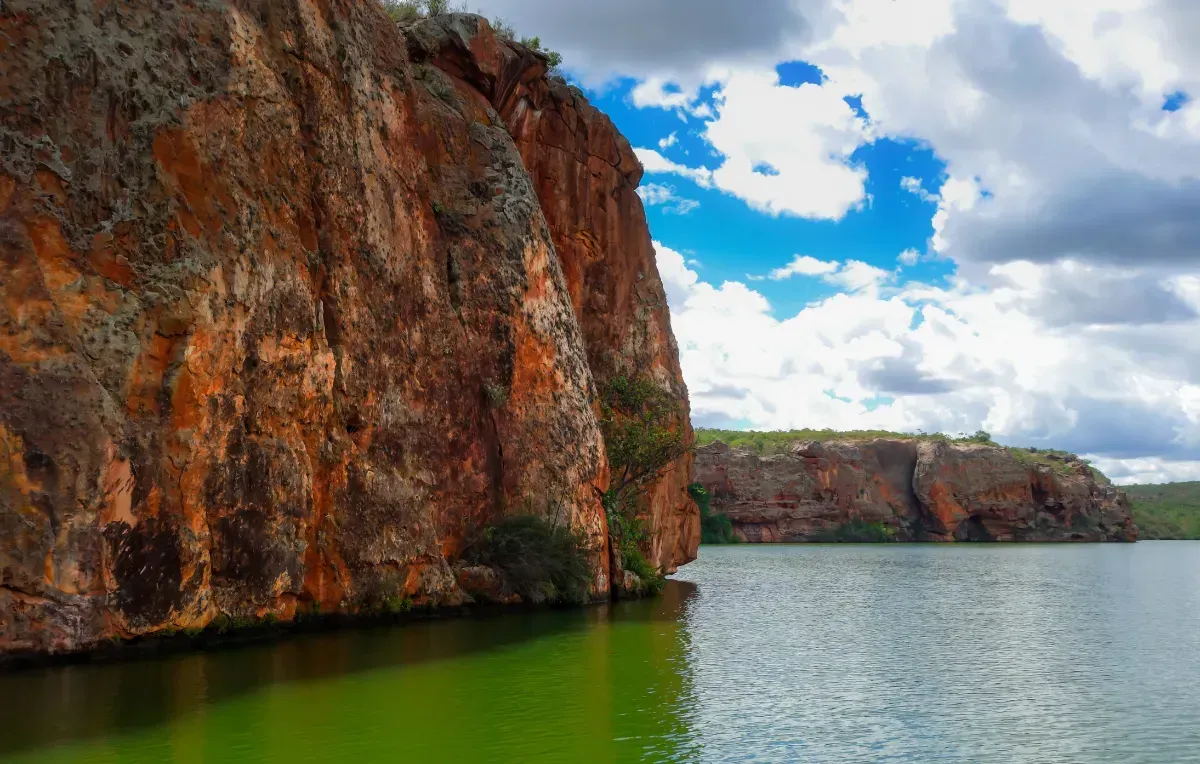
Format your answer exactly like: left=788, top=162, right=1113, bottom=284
left=381, top=1, right=565, bottom=75
left=694, top=428, right=1109, bottom=482
left=1125, top=482, right=1200, bottom=539
left=382, top=0, right=463, bottom=22
left=694, top=427, right=999, bottom=452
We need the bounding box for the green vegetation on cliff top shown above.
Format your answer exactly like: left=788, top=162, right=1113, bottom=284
left=1125, top=482, right=1200, bottom=539
left=693, top=427, right=1107, bottom=482
left=693, top=429, right=1200, bottom=541
left=381, top=1, right=564, bottom=75
left=694, top=427, right=999, bottom=451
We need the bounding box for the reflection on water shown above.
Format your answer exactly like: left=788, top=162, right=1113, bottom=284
left=0, top=583, right=700, bottom=763
left=3, top=543, right=1200, bottom=762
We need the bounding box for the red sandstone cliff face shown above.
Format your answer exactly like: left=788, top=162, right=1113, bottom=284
left=0, top=3, right=694, bottom=657
left=404, top=15, right=698, bottom=574
left=694, top=440, right=1137, bottom=542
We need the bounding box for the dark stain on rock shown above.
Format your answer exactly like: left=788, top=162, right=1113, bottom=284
left=31, top=493, right=60, bottom=539
left=21, top=446, right=56, bottom=492
left=103, top=519, right=183, bottom=627
left=954, top=515, right=993, bottom=542
left=244, top=439, right=276, bottom=511
left=212, top=509, right=295, bottom=601
left=124, top=435, right=155, bottom=513
left=203, top=431, right=310, bottom=519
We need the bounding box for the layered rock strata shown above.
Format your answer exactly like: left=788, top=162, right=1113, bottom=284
left=693, top=440, right=1137, bottom=542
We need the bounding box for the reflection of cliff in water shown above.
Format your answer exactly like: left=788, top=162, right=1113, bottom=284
left=0, top=581, right=701, bottom=763
left=603, top=580, right=702, bottom=762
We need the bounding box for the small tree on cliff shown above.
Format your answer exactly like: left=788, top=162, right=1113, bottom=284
left=519, top=35, right=564, bottom=77
left=380, top=0, right=462, bottom=21
left=601, top=376, right=686, bottom=503
left=597, top=375, right=687, bottom=584
left=688, top=483, right=737, bottom=544
left=964, top=430, right=996, bottom=445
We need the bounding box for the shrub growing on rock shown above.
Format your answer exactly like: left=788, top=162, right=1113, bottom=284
left=598, top=375, right=688, bottom=592
left=600, top=375, right=687, bottom=498
left=810, top=520, right=896, bottom=543
left=462, top=515, right=592, bottom=606
left=381, top=0, right=463, bottom=21
left=381, top=0, right=422, bottom=22
left=519, top=35, right=564, bottom=77
left=689, top=483, right=737, bottom=544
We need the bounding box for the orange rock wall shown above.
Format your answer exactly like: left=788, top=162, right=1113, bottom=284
left=406, top=15, right=698, bottom=573
left=0, top=4, right=693, bottom=657
left=694, top=440, right=1137, bottom=542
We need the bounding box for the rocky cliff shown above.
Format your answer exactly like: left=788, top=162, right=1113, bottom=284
left=693, top=440, right=1137, bottom=542
left=0, top=2, right=696, bottom=658
left=404, top=14, right=697, bottom=574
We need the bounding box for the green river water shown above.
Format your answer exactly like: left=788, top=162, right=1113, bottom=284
left=2, top=542, right=1200, bottom=763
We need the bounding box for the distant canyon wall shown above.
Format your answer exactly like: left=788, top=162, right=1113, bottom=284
left=693, top=440, right=1137, bottom=542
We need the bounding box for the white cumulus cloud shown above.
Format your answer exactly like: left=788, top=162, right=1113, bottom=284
left=636, top=182, right=701, bottom=214
left=900, top=176, right=939, bottom=203
left=656, top=241, right=1200, bottom=483
left=769, top=255, right=840, bottom=279
left=636, top=70, right=872, bottom=219
left=471, top=0, right=1200, bottom=482
left=765, top=256, right=890, bottom=294
left=634, top=148, right=714, bottom=188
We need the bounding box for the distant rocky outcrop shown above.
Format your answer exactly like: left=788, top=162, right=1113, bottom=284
left=0, top=3, right=695, bottom=659
left=692, top=439, right=1137, bottom=542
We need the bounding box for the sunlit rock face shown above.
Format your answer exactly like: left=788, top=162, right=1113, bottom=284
left=404, top=14, right=699, bottom=574
left=0, top=4, right=694, bottom=657
left=693, top=440, right=1137, bottom=543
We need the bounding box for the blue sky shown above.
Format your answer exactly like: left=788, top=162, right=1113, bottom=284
left=473, top=0, right=1200, bottom=485
left=587, top=69, right=954, bottom=317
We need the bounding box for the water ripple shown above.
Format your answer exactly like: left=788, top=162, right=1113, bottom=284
left=673, top=542, right=1200, bottom=763
left=2, top=543, right=1199, bottom=762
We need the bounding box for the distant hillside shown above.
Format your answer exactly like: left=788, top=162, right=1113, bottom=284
left=1124, top=482, right=1200, bottom=539
left=691, top=430, right=1136, bottom=543
left=693, top=428, right=1112, bottom=483
left=693, top=430, right=1200, bottom=540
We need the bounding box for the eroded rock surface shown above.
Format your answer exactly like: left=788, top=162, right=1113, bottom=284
left=404, top=14, right=698, bottom=573
left=0, top=4, right=694, bottom=657
left=693, top=440, right=1137, bottom=542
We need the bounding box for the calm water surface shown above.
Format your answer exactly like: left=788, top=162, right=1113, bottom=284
left=2, top=542, right=1200, bottom=763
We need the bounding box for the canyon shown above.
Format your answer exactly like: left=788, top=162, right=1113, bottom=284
left=0, top=3, right=696, bottom=658
left=692, top=439, right=1138, bottom=542
left=0, top=0, right=1143, bottom=664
